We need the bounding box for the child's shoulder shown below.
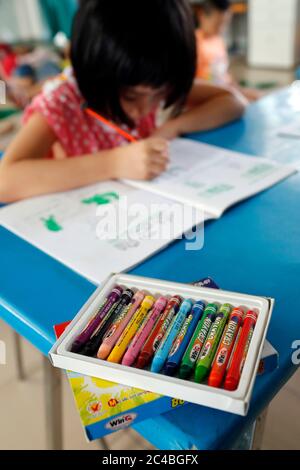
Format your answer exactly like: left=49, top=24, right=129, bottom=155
left=42, top=68, right=80, bottom=101
left=23, top=68, right=82, bottom=124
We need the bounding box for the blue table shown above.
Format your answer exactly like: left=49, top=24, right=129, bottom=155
left=1, top=89, right=300, bottom=450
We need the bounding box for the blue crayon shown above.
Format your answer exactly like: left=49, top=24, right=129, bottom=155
left=164, top=300, right=206, bottom=376
left=151, top=299, right=193, bottom=374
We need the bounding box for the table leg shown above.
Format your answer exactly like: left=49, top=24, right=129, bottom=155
left=43, top=356, right=63, bottom=450
left=98, top=437, right=110, bottom=450
left=13, top=331, right=25, bottom=381
left=251, top=408, right=269, bottom=450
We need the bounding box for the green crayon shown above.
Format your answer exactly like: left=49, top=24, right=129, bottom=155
left=179, top=303, right=218, bottom=380
left=195, top=303, right=232, bottom=383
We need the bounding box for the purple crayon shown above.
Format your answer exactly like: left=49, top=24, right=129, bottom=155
left=70, top=286, right=123, bottom=353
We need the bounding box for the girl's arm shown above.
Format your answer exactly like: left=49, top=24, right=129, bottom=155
left=0, top=113, right=169, bottom=203
left=153, top=81, right=247, bottom=139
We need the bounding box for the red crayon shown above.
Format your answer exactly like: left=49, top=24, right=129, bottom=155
left=136, top=295, right=182, bottom=369
left=224, top=310, right=258, bottom=391
left=208, top=307, right=244, bottom=388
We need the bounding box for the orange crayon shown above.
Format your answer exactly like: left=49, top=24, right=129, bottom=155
left=224, top=310, right=258, bottom=391
left=208, top=307, right=244, bottom=388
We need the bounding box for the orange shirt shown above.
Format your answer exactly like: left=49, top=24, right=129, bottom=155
left=195, top=29, right=230, bottom=85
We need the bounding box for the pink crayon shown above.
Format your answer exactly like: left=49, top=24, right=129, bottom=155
left=122, top=297, right=168, bottom=367
left=97, top=291, right=145, bottom=360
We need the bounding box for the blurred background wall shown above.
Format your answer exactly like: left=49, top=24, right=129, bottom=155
left=0, top=0, right=77, bottom=42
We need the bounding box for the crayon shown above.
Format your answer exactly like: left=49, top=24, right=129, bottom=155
left=179, top=303, right=218, bottom=380
left=85, top=107, right=137, bottom=143
left=107, top=295, right=155, bottom=364
left=151, top=299, right=193, bottom=374
left=70, top=286, right=123, bottom=353
left=208, top=307, right=244, bottom=388
left=80, top=289, right=135, bottom=357
left=224, top=310, right=258, bottom=391
left=122, top=297, right=168, bottom=367
left=97, top=291, right=145, bottom=359
left=136, top=296, right=182, bottom=369
left=164, top=300, right=206, bottom=376
left=195, top=303, right=232, bottom=383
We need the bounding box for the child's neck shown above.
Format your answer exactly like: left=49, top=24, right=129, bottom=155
left=199, top=28, right=217, bottom=39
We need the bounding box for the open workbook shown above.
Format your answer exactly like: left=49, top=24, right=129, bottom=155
left=125, top=138, right=295, bottom=218
left=0, top=138, right=295, bottom=284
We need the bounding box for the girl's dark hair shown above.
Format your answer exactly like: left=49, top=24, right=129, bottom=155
left=71, top=0, right=196, bottom=126
left=199, top=0, right=230, bottom=14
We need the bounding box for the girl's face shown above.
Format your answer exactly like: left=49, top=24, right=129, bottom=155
left=198, top=9, right=231, bottom=37
left=120, top=85, right=167, bottom=123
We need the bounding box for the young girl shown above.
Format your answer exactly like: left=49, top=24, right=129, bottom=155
left=194, top=0, right=231, bottom=84
left=194, top=0, right=262, bottom=100
left=0, top=0, right=245, bottom=203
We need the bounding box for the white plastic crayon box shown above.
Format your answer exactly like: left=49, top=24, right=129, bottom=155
left=50, top=273, right=274, bottom=416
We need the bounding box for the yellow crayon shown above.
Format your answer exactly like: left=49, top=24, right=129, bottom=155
left=107, top=295, right=155, bottom=364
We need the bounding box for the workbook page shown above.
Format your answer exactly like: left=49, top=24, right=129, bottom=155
left=278, top=121, right=300, bottom=139
left=0, top=181, right=208, bottom=284
left=126, top=138, right=296, bottom=217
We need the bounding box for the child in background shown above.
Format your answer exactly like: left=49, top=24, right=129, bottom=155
left=0, top=0, right=246, bottom=203
left=0, top=44, right=62, bottom=108
left=194, top=0, right=261, bottom=101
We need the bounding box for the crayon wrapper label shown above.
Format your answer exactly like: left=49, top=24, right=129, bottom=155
left=159, top=316, right=182, bottom=351
left=95, top=301, right=118, bottom=333
left=153, top=333, right=163, bottom=353
left=190, top=341, right=202, bottom=363
left=208, top=316, right=223, bottom=341
left=90, top=314, right=109, bottom=339
left=169, top=338, right=180, bottom=357
left=102, top=304, right=131, bottom=341
left=82, top=299, right=107, bottom=334
left=240, top=326, right=255, bottom=375
left=153, top=309, right=176, bottom=351
left=116, top=306, right=148, bottom=347
left=169, top=315, right=193, bottom=357
left=216, top=347, right=228, bottom=366
left=104, top=325, right=117, bottom=341
left=228, top=328, right=241, bottom=369
left=135, top=308, right=149, bottom=327
left=189, top=317, right=212, bottom=364
left=190, top=343, right=202, bottom=363
left=223, top=320, right=239, bottom=347
left=199, top=316, right=225, bottom=360
left=199, top=317, right=213, bottom=343
left=201, top=342, right=211, bottom=359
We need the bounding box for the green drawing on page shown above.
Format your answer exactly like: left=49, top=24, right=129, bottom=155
left=41, top=215, right=63, bottom=232
left=184, top=180, right=205, bottom=190
left=81, top=192, right=120, bottom=206
left=199, top=184, right=234, bottom=197
left=243, top=164, right=274, bottom=179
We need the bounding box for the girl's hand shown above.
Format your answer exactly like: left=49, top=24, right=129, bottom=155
left=114, top=137, right=170, bottom=180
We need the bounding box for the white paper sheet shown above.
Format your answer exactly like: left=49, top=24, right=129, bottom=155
left=0, top=181, right=207, bottom=285
left=125, top=138, right=296, bottom=217
left=278, top=122, right=300, bottom=139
